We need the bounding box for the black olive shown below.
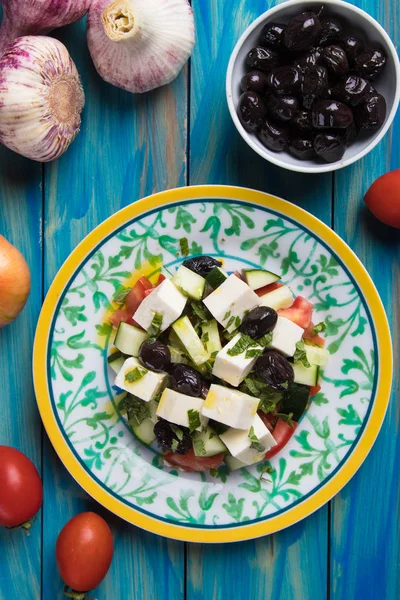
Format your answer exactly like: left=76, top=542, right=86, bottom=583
left=267, top=65, right=302, bottom=96
left=237, top=91, right=266, bottom=132
left=167, top=364, right=203, bottom=397
left=259, top=22, right=286, bottom=49
left=240, top=306, right=278, bottom=339
left=257, top=117, right=290, bottom=152
left=266, top=95, right=299, bottom=122
left=322, top=45, right=349, bottom=76
left=288, top=137, right=316, bottom=160
left=284, top=12, right=322, bottom=52
left=255, top=351, right=294, bottom=391
left=246, top=46, right=280, bottom=72
left=201, top=382, right=209, bottom=399
left=240, top=70, right=269, bottom=94
left=355, top=46, right=386, bottom=80
left=314, top=132, right=346, bottom=163
left=340, top=35, right=364, bottom=65
left=312, top=100, right=353, bottom=129
left=301, top=65, right=329, bottom=109
left=154, top=420, right=192, bottom=455
left=355, top=92, right=386, bottom=130
left=139, top=340, right=171, bottom=372
left=342, top=121, right=358, bottom=146
left=332, top=74, right=370, bottom=106
left=183, top=255, right=222, bottom=277
left=294, top=46, right=323, bottom=70
left=292, top=109, right=313, bottom=132
left=319, top=17, right=343, bottom=46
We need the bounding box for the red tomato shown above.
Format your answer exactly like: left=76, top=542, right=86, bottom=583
left=0, top=446, right=42, bottom=529
left=156, top=273, right=166, bottom=285
left=278, top=296, right=313, bottom=329
left=255, top=281, right=284, bottom=297
left=143, top=288, right=154, bottom=297
left=233, top=271, right=244, bottom=280
left=309, top=384, right=321, bottom=397
left=303, top=322, right=325, bottom=347
left=164, top=449, right=225, bottom=472
left=56, top=512, right=113, bottom=593
left=125, top=276, right=152, bottom=314
left=264, top=419, right=298, bottom=460
left=364, top=169, right=400, bottom=229
left=109, top=308, right=131, bottom=329
left=258, top=411, right=275, bottom=432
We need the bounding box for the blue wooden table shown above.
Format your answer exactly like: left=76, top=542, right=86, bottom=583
left=0, top=1, right=399, bottom=598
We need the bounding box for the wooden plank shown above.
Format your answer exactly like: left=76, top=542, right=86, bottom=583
left=330, top=0, right=400, bottom=597
left=0, top=148, right=42, bottom=598
left=41, top=19, right=187, bottom=599
left=187, top=2, right=331, bottom=599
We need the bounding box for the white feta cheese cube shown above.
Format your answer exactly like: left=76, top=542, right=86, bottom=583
left=203, top=274, right=260, bottom=332
left=270, top=316, right=304, bottom=357
left=202, top=384, right=259, bottom=430
left=156, top=388, right=208, bottom=430
left=220, top=414, right=277, bottom=465
left=212, top=333, right=262, bottom=387
left=133, top=279, right=186, bottom=332
left=115, top=357, right=167, bottom=402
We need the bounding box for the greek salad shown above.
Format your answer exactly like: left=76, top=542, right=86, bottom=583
left=107, top=255, right=329, bottom=474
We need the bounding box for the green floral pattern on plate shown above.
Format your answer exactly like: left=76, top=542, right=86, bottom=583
left=48, top=200, right=375, bottom=526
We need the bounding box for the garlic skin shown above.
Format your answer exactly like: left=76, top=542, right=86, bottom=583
left=0, top=36, right=85, bottom=162
left=87, top=0, right=195, bottom=93
left=0, top=0, right=92, bottom=56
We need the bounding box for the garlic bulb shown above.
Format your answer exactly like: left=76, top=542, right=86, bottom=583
left=0, top=36, right=85, bottom=162
left=0, top=0, right=91, bottom=56
left=87, top=0, right=195, bottom=93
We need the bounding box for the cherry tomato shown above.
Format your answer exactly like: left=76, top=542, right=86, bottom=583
left=56, top=512, right=113, bottom=593
left=164, top=449, right=225, bottom=472
left=364, top=169, right=400, bottom=228
left=309, top=384, right=321, bottom=397
left=278, top=296, right=313, bottom=328
left=264, top=418, right=298, bottom=460
left=303, top=322, right=325, bottom=347
left=256, top=281, right=284, bottom=297
left=0, top=446, right=42, bottom=529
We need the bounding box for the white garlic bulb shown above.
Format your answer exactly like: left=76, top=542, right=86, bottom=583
left=0, top=36, right=85, bottom=162
left=87, top=0, right=195, bottom=94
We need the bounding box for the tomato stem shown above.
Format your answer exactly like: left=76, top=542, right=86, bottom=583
left=6, top=516, right=37, bottom=535
left=63, top=586, right=96, bottom=600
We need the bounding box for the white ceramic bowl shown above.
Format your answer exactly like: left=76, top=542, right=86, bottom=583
left=226, top=0, right=400, bottom=173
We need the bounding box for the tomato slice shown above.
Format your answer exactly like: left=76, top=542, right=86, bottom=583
left=258, top=411, right=276, bottom=432
left=156, top=273, right=166, bottom=285
left=278, top=295, right=313, bottom=328
left=264, top=418, right=298, bottom=460
left=109, top=309, right=131, bottom=329
left=164, top=449, right=225, bottom=472
left=256, top=281, right=284, bottom=297
left=303, top=322, right=325, bottom=347
left=309, top=384, right=321, bottom=397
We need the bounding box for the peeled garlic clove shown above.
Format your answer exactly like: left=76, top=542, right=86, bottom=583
left=0, top=0, right=91, bottom=56
left=0, top=36, right=85, bottom=162
left=87, top=0, right=195, bottom=93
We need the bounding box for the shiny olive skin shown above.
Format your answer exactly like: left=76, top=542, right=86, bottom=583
left=319, top=17, right=343, bottom=46
left=139, top=341, right=171, bottom=371
left=257, top=118, right=290, bottom=152
left=294, top=46, right=323, bottom=70
left=332, top=74, right=370, bottom=106
left=312, top=100, right=353, bottom=129
left=246, top=46, right=280, bottom=72
left=238, top=92, right=266, bottom=132
left=355, top=92, right=386, bottom=130
left=322, top=45, right=349, bottom=76
left=292, top=109, right=313, bottom=132
left=167, top=364, right=203, bottom=397
left=266, top=95, right=299, bottom=122
left=284, top=12, right=322, bottom=52
left=340, top=35, right=364, bottom=65
left=259, top=22, right=286, bottom=49
left=240, top=70, right=269, bottom=94
left=314, top=132, right=346, bottom=163
left=267, top=65, right=302, bottom=96
left=288, top=137, right=315, bottom=160
left=183, top=256, right=222, bottom=277
left=301, top=65, right=329, bottom=109
left=240, top=306, right=278, bottom=339
left=255, top=351, right=294, bottom=391
left=154, top=420, right=192, bottom=455
left=343, top=121, right=358, bottom=147
left=355, top=46, right=386, bottom=80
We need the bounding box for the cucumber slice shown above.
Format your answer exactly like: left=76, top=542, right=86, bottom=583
left=108, top=353, right=126, bottom=374
left=130, top=418, right=156, bottom=445
left=259, top=285, right=293, bottom=311
left=292, top=362, right=319, bottom=386
left=280, top=383, right=310, bottom=421
left=114, top=322, right=147, bottom=356
left=193, top=427, right=227, bottom=457
left=225, top=455, right=246, bottom=471
left=206, top=266, right=228, bottom=289
left=305, top=343, right=329, bottom=367
left=168, top=329, right=186, bottom=351
left=172, top=316, right=210, bottom=365
left=244, top=269, right=280, bottom=290
left=201, top=319, right=221, bottom=355
left=168, top=346, right=190, bottom=365
left=172, top=266, right=205, bottom=301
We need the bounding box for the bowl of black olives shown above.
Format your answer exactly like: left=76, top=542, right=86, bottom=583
left=226, top=0, right=400, bottom=172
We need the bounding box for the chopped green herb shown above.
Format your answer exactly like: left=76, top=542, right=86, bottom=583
left=275, top=412, right=295, bottom=428
left=209, top=468, right=218, bottom=477
left=293, top=341, right=311, bottom=368
left=226, top=315, right=236, bottom=330
left=202, top=332, right=210, bottom=344
left=259, top=464, right=275, bottom=481
left=312, top=322, right=326, bottom=335
left=209, top=431, right=216, bottom=439
left=171, top=439, right=179, bottom=453
left=248, top=426, right=265, bottom=453
left=245, top=348, right=263, bottom=359
left=126, top=396, right=151, bottom=428
left=170, top=423, right=184, bottom=441
left=113, top=287, right=132, bottom=304
left=257, top=332, right=273, bottom=347
left=235, top=316, right=241, bottom=329
left=188, top=409, right=201, bottom=433
left=107, top=350, right=123, bottom=363
left=223, top=329, right=237, bottom=342
left=211, top=350, right=219, bottom=358
left=281, top=381, right=289, bottom=390
left=223, top=310, right=231, bottom=321
left=193, top=437, right=206, bottom=456
left=180, top=237, right=189, bottom=256
left=125, top=366, right=148, bottom=383
left=227, top=334, right=258, bottom=356
left=191, top=302, right=212, bottom=322
left=243, top=310, right=250, bottom=317
left=147, top=312, right=163, bottom=340
left=241, top=374, right=282, bottom=414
